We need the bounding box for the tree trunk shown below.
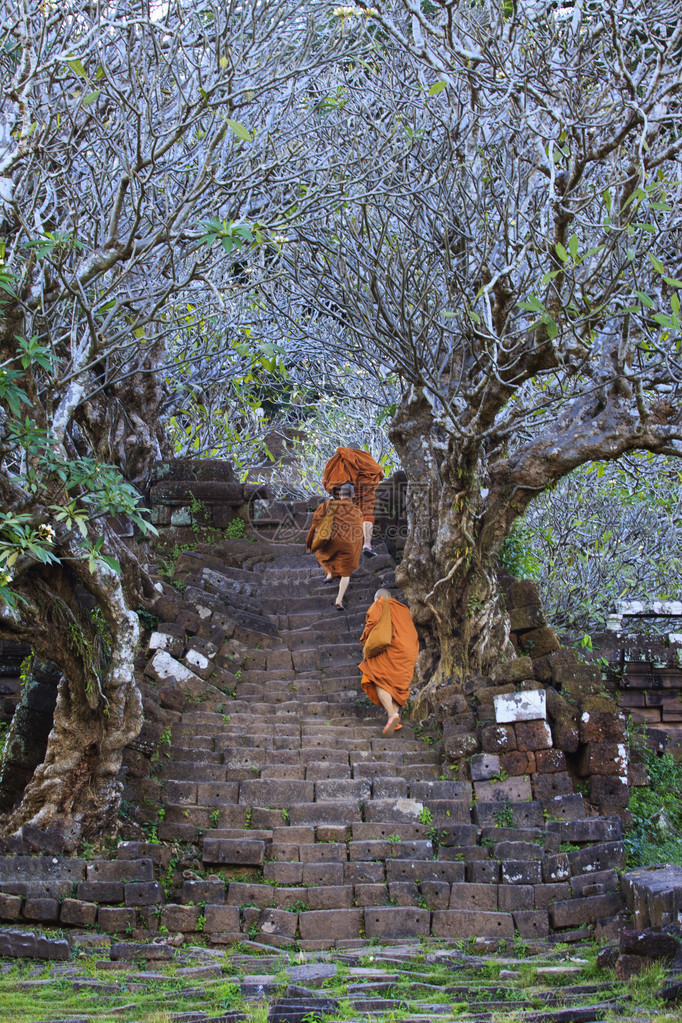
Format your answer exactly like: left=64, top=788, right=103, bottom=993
left=390, top=391, right=515, bottom=715
left=1, top=542, right=142, bottom=850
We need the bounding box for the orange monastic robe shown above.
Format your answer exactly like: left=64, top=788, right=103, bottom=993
left=305, top=497, right=363, bottom=578
left=358, top=597, right=419, bottom=707
left=322, top=447, right=384, bottom=523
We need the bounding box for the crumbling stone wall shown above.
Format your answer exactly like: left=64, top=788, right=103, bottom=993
left=431, top=577, right=630, bottom=822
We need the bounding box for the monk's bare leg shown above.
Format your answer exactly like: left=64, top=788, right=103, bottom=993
left=375, top=685, right=400, bottom=734
left=362, top=521, right=374, bottom=552
left=335, top=576, right=350, bottom=608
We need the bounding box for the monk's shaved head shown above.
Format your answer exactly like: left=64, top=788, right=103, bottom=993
left=339, top=482, right=354, bottom=497
left=375, top=588, right=391, bottom=600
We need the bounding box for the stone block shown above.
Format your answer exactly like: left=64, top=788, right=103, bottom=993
left=117, top=842, right=172, bottom=868
left=498, top=885, right=533, bottom=912
left=443, top=727, right=479, bottom=759
left=495, top=690, right=546, bottom=723
left=494, top=841, right=543, bottom=861
left=388, top=881, right=419, bottom=906
left=110, top=940, right=175, bottom=960
left=87, top=859, right=154, bottom=883
left=571, top=869, right=620, bottom=898
left=264, top=863, right=304, bottom=885
left=481, top=724, right=516, bottom=753
left=534, top=749, right=567, bottom=773
left=590, top=775, right=629, bottom=808
left=257, top=907, right=297, bottom=939
left=515, top=720, right=552, bottom=751
left=123, top=882, right=164, bottom=907
left=470, top=753, right=500, bottom=781
left=97, top=907, right=135, bottom=933
left=566, top=841, right=625, bottom=876
left=619, top=929, right=679, bottom=959
left=298, top=909, right=363, bottom=940
left=499, top=751, right=536, bottom=776
left=621, top=864, right=682, bottom=929
left=364, top=906, right=430, bottom=938
left=579, top=709, right=625, bottom=744
left=291, top=801, right=361, bottom=826
left=0, top=856, right=85, bottom=885
left=22, top=898, right=59, bottom=922
left=513, top=909, right=550, bottom=938
left=302, top=863, right=344, bottom=886
left=577, top=742, right=627, bottom=777
left=532, top=772, right=574, bottom=801
left=542, top=794, right=587, bottom=821
left=615, top=953, right=648, bottom=980
left=344, top=862, right=385, bottom=885
left=420, top=880, right=451, bottom=909
left=519, top=627, right=560, bottom=658
left=0, top=929, right=69, bottom=960
left=60, top=899, right=97, bottom=927
left=467, top=860, right=501, bottom=883
left=542, top=854, right=571, bottom=883
left=534, top=883, right=571, bottom=909
left=549, top=892, right=625, bottom=928
left=508, top=579, right=542, bottom=608
left=450, top=883, right=498, bottom=911
left=432, top=910, right=514, bottom=938
left=439, top=824, right=478, bottom=846
left=75, top=881, right=123, bottom=904
left=144, top=650, right=204, bottom=688
left=202, top=838, right=265, bottom=866
left=204, top=904, right=241, bottom=932
left=510, top=606, right=547, bottom=632
left=160, top=904, right=201, bottom=932
left=386, top=860, right=465, bottom=885
left=305, top=886, right=354, bottom=911
left=474, top=800, right=543, bottom=828
left=474, top=776, right=533, bottom=803
left=181, top=879, right=226, bottom=904
left=0, top=893, right=22, bottom=920
left=501, top=861, right=542, bottom=885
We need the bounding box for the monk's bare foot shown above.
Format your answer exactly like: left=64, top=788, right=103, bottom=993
left=325, top=572, right=333, bottom=581
left=382, top=713, right=400, bottom=736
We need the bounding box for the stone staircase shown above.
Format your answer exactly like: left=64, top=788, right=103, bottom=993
left=0, top=520, right=629, bottom=957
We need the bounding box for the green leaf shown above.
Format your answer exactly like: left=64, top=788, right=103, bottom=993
left=226, top=118, right=252, bottom=142
left=101, top=554, right=121, bottom=573
left=663, top=277, right=682, bottom=288
left=649, top=253, right=666, bottom=274
left=541, top=270, right=561, bottom=284
left=555, top=242, right=569, bottom=263
left=568, top=234, right=579, bottom=259
left=83, top=90, right=101, bottom=105
left=428, top=80, right=447, bottom=96
left=66, top=58, right=87, bottom=78
left=635, top=291, right=654, bottom=308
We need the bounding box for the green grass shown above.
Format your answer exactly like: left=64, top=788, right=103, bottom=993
left=626, top=724, right=682, bottom=867
left=0, top=938, right=675, bottom=1023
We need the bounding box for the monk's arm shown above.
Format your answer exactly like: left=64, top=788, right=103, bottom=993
left=305, top=503, right=324, bottom=550
left=359, top=600, right=381, bottom=644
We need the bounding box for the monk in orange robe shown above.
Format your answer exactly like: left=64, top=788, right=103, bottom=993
left=358, top=588, right=419, bottom=735
left=306, top=483, right=363, bottom=609
left=322, top=446, right=384, bottom=556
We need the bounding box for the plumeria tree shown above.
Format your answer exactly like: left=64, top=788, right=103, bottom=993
left=278, top=0, right=682, bottom=707
left=0, top=0, right=379, bottom=843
